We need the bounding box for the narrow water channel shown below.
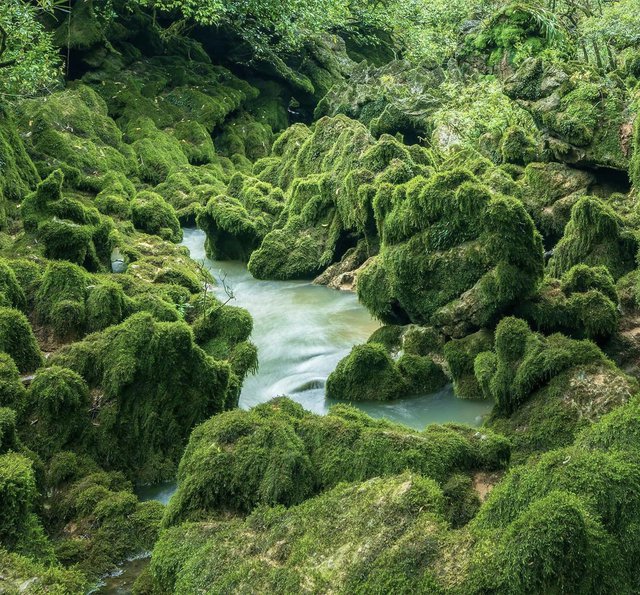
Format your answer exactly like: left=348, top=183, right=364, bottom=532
left=99, top=228, right=494, bottom=592
left=135, top=228, right=492, bottom=508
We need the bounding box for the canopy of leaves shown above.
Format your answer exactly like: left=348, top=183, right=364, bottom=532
left=0, top=0, right=61, bottom=98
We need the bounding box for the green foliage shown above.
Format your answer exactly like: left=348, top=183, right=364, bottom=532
left=0, top=547, right=86, bottom=593
left=0, top=0, right=61, bottom=98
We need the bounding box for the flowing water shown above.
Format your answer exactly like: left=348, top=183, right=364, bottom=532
left=182, top=227, right=493, bottom=425
left=102, top=228, right=493, bottom=592
left=135, top=229, right=493, bottom=507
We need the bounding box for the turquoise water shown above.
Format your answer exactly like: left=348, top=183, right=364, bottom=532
left=137, top=228, right=492, bottom=505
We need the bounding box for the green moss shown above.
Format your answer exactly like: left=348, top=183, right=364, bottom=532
left=443, top=330, right=493, bottom=399
left=154, top=473, right=447, bottom=594
left=0, top=452, right=37, bottom=547
left=0, top=307, right=43, bottom=373
left=0, top=353, right=26, bottom=414
left=495, top=490, right=614, bottom=593
left=396, top=353, right=448, bottom=395
left=163, top=397, right=509, bottom=525
left=16, top=85, right=137, bottom=183
left=197, top=173, right=285, bottom=261
left=50, top=470, right=164, bottom=579
left=0, top=259, right=27, bottom=312
left=131, top=191, right=182, bottom=243
left=0, top=547, right=86, bottom=593
left=326, top=343, right=407, bottom=401
left=172, top=120, right=216, bottom=164
left=442, top=473, right=480, bottom=528
left=23, top=366, right=90, bottom=460
left=0, top=103, right=40, bottom=207
left=548, top=196, right=636, bottom=280
left=519, top=265, right=619, bottom=341
left=499, top=125, right=538, bottom=164
left=359, top=168, right=543, bottom=334
left=86, top=281, right=128, bottom=332
left=482, top=317, right=607, bottom=415
left=0, top=408, right=19, bottom=455
left=127, top=118, right=189, bottom=185
left=50, top=313, right=236, bottom=482
left=367, top=325, right=405, bottom=352
left=36, top=261, right=89, bottom=341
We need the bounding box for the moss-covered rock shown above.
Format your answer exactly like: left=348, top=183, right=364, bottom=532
left=548, top=196, right=636, bottom=280
left=518, top=264, right=620, bottom=341
left=153, top=473, right=448, bottom=594
left=16, top=85, right=137, bottom=184
left=131, top=191, right=182, bottom=242
left=0, top=307, right=43, bottom=373
left=327, top=340, right=447, bottom=402
left=23, top=366, right=90, bottom=460
left=504, top=58, right=631, bottom=170
left=326, top=343, right=407, bottom=401
left=49, top=469, right=164, bottom=579
left=477, top=317, right=636, bottom=461
left=196, top=173, right=285, bottom=261
left=163, top=397, right=509, bottom=525
left=358, top=167, right=544, bottom=336
left=50, top=312, right=238, bottom=482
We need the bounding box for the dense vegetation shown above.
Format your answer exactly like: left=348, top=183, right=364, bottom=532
left=1, top=0, right=640, bottom=592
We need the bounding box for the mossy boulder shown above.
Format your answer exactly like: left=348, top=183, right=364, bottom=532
left=36, top=260, right=90, bottom=341
left=0, top=354, right=26, bottom=414
left=16, top=85, right=137, bottom=183
left=0, top=103, right=40, bottom=220
left=196, top=173, right=285, bottom=261
left=153, top=473, right=448, bottom=594
left=548, top=196, right=636, bottom=280
left=518, top=265, right=619, bottom=341
left=327, top=341, right=447, bottom=401
left=326, top=343, right=407, bottom=401
left=21, top=170, right=113, bottom=269
left=23, top=366, right=90, bottom=460
left=131, top=190, right=182, bottom=242
left=245, top=116, right=429, bottom=279
left=0, top=453, right=38, bottom=548
left=358, top=168, right=544, bottom=336
left=0, top=307, right=43, bottom=373
left=163, top=397, right=509, bottom=525
left=477, top=317, right=636, bottom=460
left=49, top=470, right=164, bottom=579
left=504, top=58, right=630, bottom=170
left=51, top=312, right=238, bottom=482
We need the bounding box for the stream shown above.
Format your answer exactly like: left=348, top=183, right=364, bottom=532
left=97, top=227, right=492, bottom=593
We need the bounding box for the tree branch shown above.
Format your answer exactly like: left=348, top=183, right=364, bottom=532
left=0, top=24, right=17, bottom=69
